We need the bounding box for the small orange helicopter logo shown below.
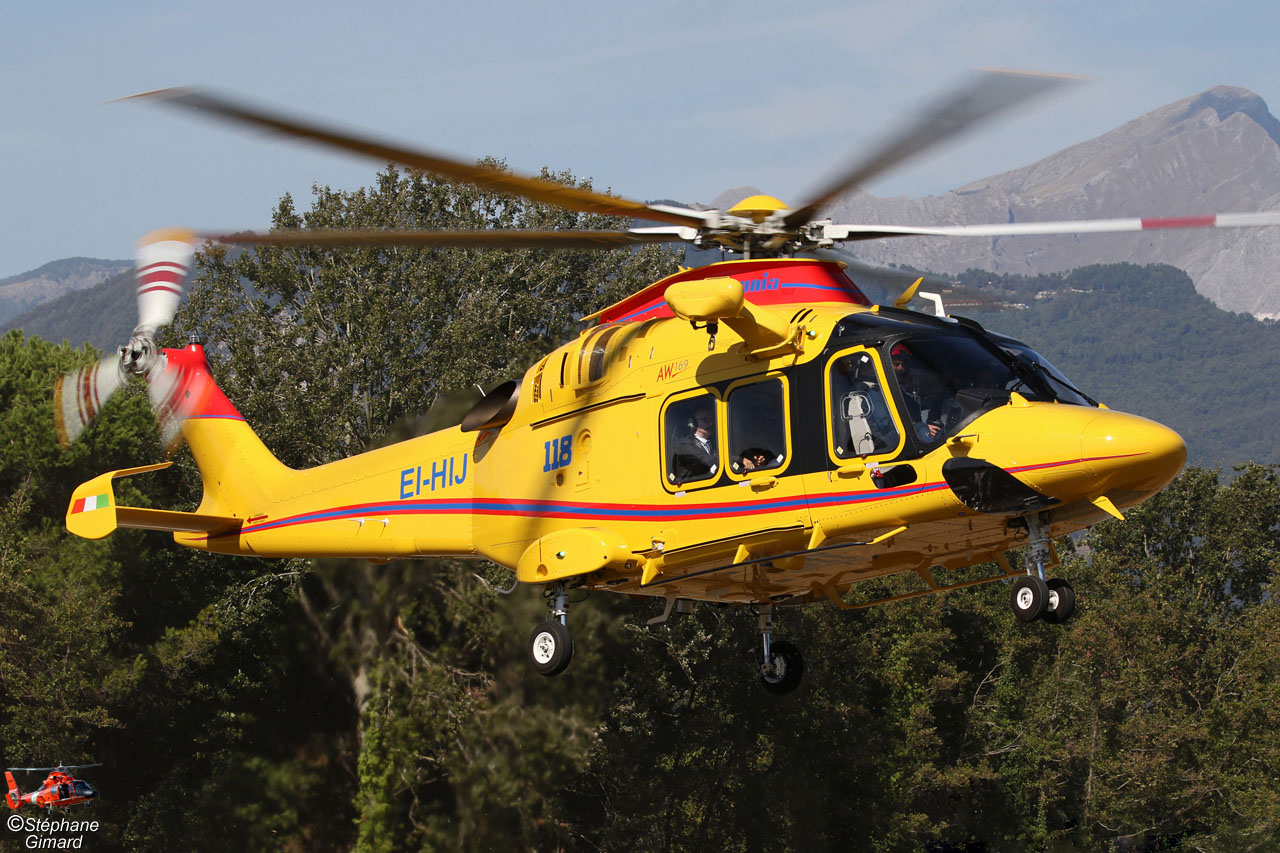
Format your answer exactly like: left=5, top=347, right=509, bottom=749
left=5, top=765, right=100, bottom=814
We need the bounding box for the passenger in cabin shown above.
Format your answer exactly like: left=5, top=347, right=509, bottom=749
left=670, top=404, right=718, bottom=482
left=739, top=447, right=773, bottom=471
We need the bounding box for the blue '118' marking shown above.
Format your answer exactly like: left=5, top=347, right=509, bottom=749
left=543, top=435, right=572, bottom=472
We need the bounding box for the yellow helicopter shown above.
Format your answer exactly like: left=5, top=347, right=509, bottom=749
left=56, top=71, right=1280, bottom=693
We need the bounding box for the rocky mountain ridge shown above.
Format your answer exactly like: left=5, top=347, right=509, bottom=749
left=0, top=257, right=131, bottom=326
left=715, top=86, right=1280, bottom=317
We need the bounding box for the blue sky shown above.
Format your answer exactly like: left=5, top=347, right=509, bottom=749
left=3, top=0, right=1279, bottom=276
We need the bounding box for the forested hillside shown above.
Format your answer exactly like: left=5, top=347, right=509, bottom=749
left=2, top=168, right=1278, bottom=851
left=0, top=258, right=130, bottom=327
left=0, top=267, right=136, bottom=351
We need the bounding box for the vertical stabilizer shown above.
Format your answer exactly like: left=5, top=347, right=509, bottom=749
left=156, top=343, right=293, bottom=517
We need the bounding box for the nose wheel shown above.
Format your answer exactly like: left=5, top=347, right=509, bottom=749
left=1010, top=514, right=1077, bottom=623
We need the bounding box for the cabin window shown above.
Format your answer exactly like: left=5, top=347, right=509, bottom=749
left=829, top=350, right=901, bottom=458
left=664, top=394, right=719, bottom=486
left=727, top=378, right=787, bottom=474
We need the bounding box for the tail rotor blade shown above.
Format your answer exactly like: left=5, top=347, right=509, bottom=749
left=146, top=353, right=183, bottom=453
left=134, top=229, right=196, bottom=334
left=54, top=229, right=196, bottom=450
left=53, top=354, right=126, bottom=448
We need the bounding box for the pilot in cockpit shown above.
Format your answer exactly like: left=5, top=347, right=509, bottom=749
left=891, top=344, right=942, bottom=441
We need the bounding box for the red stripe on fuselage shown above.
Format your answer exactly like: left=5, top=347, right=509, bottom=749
left=189, top=453, right=1145, bottom=544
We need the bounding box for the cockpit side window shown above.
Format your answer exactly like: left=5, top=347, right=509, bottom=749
left=727, top=378, right=788, bottom=475
left=829, top=350, right=901, bottom=459
left=889, top=336, right=1029, bottom=443
left=663, top=394, right=720, bottom=487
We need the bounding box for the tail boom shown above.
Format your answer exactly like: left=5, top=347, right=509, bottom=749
left=176, top=417, right=477, bottom=558
left=66, top=341, right=477, bottom=560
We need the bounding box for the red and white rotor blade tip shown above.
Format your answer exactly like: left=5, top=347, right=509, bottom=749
left=135, top=229, right=196, bottom=333
left=824, top=211, right=1280, bottom=242
left=53, top=355, right=125, bottom=447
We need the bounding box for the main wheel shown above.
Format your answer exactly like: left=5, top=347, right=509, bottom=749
left=760, top=640, right=805, bottom=695
left=1010, top=576, right=1050, bottom=622
left=528, top=621, right=573, bottom=676
left=1043, top=578, right=1076, bottom=623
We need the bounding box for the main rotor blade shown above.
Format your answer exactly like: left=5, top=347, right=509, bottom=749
left=122, top=88, right=710, bottom=230
left=784, top=69, right=1081, bottom=228
left=822, top=211, right=1280, bottom=242
left=205, top=227, right=697, bottom=250
left=811, top=248, right=1005, bottom=310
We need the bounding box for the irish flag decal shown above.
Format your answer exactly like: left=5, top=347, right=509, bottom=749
left=72, top=493, right=110, bottom=513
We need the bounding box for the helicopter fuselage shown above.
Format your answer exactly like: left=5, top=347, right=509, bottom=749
left=68, top=258, right=1185, bottom=612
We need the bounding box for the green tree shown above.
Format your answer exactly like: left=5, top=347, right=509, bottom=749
left=958, top=465, right=1280, bottom=850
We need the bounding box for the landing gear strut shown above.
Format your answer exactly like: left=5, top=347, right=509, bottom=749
left=1010, top=513, right=1076, bottom=623
left=757, top=605, right=804, bottom=695
left=529, top=582, right=574, bottom=676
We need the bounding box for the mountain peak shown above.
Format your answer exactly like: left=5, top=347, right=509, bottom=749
left=815, top=85, right=1280, bottom=317
left=1173, top=86, right=1280, bottom=148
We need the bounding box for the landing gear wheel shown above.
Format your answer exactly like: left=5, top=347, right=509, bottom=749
left=1011, top=576, right=1050, bottom=622
left=528, top=621, right=573, bottom=676
left=1043, top=578, right=1076, bottom=623
left=760, top=640, right=805, bottom=695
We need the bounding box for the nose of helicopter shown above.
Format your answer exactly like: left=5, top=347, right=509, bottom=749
left=1079, top=410, right=1186, bottom=499
left=953, top=402, right=1187, bottom=513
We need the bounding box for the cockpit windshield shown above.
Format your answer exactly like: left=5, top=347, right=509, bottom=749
left=889, top=337, right=1022, bottom=445
left=989, top=335, right=1096, bottom=407
left=888, top=333, right=1095, bottom=446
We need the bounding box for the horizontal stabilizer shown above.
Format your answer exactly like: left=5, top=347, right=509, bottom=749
left=66, top=462, right=242, bottom=540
